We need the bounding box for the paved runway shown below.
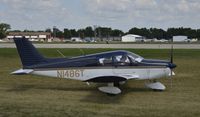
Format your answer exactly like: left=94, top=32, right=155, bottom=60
left=0, top=43, right=200, bottom=49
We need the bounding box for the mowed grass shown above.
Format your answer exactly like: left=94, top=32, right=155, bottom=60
left=0, top=48, right=200, bottom=117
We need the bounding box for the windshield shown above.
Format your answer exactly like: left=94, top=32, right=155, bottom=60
left=127, top=52, right=143, bottom=62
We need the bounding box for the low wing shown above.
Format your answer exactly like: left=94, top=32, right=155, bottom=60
left=84, top=74, right=139, bottom=83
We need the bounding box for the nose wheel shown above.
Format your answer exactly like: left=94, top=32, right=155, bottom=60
left=145, top=80, right=166, bottom=91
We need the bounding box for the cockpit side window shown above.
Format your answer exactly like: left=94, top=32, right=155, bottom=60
left=113, top=54, right=131, bottom=66
left=99, top=56, right=112, bottom=66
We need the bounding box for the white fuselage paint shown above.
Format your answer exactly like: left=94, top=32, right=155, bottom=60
left=31, top=67, right=171, bottom=81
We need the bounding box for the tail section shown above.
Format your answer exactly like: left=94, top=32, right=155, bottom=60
left=14, top=37, right=47, bottom=68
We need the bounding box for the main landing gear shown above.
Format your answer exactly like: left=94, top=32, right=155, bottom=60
left=98, top=80, right=166, bottom=95
left=98, top=83, right=121, bottom=95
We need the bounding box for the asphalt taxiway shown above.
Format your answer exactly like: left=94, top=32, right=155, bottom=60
left=0, top=43, right=200, bottom=49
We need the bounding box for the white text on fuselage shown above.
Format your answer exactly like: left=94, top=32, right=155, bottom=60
left=57, top=70, right=84, bottom=78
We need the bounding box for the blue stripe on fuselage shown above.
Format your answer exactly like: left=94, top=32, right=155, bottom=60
left=140, top=59, right=176, bottom=69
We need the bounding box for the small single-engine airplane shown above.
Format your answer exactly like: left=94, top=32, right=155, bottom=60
left=12, top=37, right=176, bottom=94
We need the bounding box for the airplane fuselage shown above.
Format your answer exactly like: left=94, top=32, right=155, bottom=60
left=30, top=66, right=171, bottom=82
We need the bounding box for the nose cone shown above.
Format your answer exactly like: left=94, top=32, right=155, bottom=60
left=168, top=63, right=177, bottom=69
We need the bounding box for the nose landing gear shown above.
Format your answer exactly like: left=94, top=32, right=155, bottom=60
left=145, top=80, right=166, bottom=91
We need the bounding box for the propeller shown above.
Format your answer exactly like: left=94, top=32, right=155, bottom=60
left=170, top=38, right=174, bottom=88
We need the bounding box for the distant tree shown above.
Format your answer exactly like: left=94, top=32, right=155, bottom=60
left=56, top=31, right=64, bottom=39
left=167, top=27, right=197, bottom=39
left=85, top=26, right=94, bottom=37
left=128, top=27, right=151, bottom=38
left=150, top=28, right=166, bottom=39
left=128, top=27, right=143, bottom=36
left=140, top=28, right=151, bottom=38
left=45, top=28, right=52, bottom=33
left=167, top=28, right=176, bottom=38
left=0, top=23, right=11, bottom=39
left=96, top=27, right=112, bottom=38
left=37, top=30, right=44, bottom=32
left=10, top=30, right=21, bottom=32
left=77, top=29, right=85, bottom=39
left=70, top=29, right=78, bottom=37
left=111, top=29, right=124, bottom=37
left=64, top=28, right=71, bottom=39
left=23, top=29, right=35, bottom=32
left=184, top=28, right=196, bottom=39
left=197, top=29, right=200, bottom=40
left=53, top=27, right=62, bottom=38
left=52, top=27, right=64, bottom=38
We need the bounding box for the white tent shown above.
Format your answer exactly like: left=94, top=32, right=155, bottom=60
left=122, top=34, right=143, bottom=42
left=173, top=36, right=188, bottom=42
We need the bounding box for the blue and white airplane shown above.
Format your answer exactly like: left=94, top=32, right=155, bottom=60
left=12, top=37, right=176, bottom=94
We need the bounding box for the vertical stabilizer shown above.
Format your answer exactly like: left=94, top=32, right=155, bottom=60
left=14, top=37, right=47, bottom=68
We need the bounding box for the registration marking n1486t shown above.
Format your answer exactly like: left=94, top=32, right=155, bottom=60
left=57, top=69, right=84, bottom=78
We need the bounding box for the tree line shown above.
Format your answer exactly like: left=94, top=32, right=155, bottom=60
left=46, top=27, right=200, bottom=39
left=50, top=26, right=124, bottom=39
left=1, top=23, right=200, bottom=40
left=0, top=23, right=11, bottom=39
left=128, top=27, right=200, bottom=39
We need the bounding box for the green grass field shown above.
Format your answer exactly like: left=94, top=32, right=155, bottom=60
left=0, top=48, right=200, bottom=117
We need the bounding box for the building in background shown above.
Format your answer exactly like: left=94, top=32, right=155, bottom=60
left=121, top=34, right=144, bottom=42
left=7, top=32, right=51, bottom=42
left=173, top=36, right=188, bottom=42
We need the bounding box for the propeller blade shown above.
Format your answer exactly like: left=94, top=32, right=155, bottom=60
left=170, top=38, right=174, bottom=88
left=170, top=69, right=173, bottom=88
left=170, top=39, right=174, bottom=63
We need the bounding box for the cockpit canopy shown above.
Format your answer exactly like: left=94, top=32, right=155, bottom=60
left=98, top=51, right=143, bottom=66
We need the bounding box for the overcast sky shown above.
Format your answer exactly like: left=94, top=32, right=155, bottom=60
left=0, top=0, right=200, bottom=31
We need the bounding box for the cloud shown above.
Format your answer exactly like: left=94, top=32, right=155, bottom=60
left=0, top=0, right=72, bottom=30
left=84, top=0, right=158, bottom=18
left=84, top=0, right=131, bottom=20
left=177, top=0, right=190, bottom=12
left=0, top=0, right=200, bottom=31
left=2, top=0, right=60, bottom=10
left=82, top=0, right=200, bottom=29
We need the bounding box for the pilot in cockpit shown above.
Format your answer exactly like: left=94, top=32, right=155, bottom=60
left=114, top=55, right=130, bottom=65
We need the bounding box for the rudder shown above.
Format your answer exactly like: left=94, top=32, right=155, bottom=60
left=14, top=37, right=47, bottom=68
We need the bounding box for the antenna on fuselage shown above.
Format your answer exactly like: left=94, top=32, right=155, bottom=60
left=56, top=50, right=65, bottom=57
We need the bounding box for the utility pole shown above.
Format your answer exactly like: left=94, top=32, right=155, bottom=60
left=93, top=25, right=97, bottom=41
left=53, top=26, right=56, bottom=38
left=98, top=26, right=101, bottom=41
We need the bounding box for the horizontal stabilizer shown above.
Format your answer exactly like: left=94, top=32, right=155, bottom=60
left=11, top=69, right=33, bottom=75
